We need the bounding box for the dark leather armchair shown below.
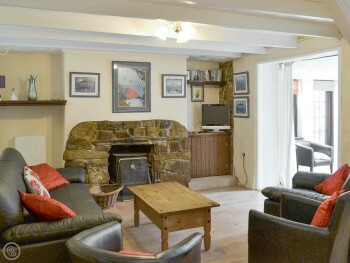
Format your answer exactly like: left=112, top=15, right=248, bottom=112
left=249, top=192, right=350, bottom=263
left=295, top=140, right=334, bottom=173
left=66, top=221, right=203, bottom=263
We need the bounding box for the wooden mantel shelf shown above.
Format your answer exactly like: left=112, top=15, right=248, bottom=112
left=0, top=100, right=67, bottom=106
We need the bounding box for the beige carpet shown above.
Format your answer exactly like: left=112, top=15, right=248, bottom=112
left=105, top=180, right=265, bottom=263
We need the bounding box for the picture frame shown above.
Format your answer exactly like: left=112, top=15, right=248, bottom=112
left=112, top=61, right=151, bottom=113
left=186, top=70, right=191, bottom=81
left=191, top=85, right=204, bottom=102
left=233, top=96, right=249, bottom=118
left=162, top=74, right=186, bottom=98
left=69, top=72, right=100, bottom=97
left=233, top=71, right=249, bottom=94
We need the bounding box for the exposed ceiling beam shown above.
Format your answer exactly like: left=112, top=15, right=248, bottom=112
left=0, top=1, right=340, bottom=38
left=142, top=0, right=333, bottom=21
left=324, top=0, right=350, bottom=43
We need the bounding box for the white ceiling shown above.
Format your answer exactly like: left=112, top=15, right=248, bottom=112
left=0, top=0, right=348, bottom=62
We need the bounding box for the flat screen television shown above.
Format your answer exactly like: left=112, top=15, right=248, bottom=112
left=202, top=104, right=230, bottom=131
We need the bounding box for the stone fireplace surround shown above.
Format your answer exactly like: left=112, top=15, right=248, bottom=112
left=63, top=120, right=191, bottom=185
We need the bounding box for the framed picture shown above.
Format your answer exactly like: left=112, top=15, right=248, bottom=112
left=112, top=61, right=151, bottom=113
left=233, top=96, right=249, bottom=118
left=191, top=85, right=204, bottom=102
left=162, top=74, right=186, bottom=98
left=70, top=72, right=100, bottom=97
left=233, top=71, right=249, bottom=94
left=186, top=70, right=190, bottom=81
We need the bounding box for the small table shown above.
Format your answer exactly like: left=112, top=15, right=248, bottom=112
left=128, top=182, right=220, bottom=251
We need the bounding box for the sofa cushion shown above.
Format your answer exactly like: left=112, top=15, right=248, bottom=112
left=311, top=190, right=346, bottom=227
left=262, top=186, right=328, bottom=203
left=2, top=213, right=122, bottom=244
left=0, top=148, right=27, bottom=174
left=0, top=161, right=26, bottom=233
left=24, top=166, right=50, bottom=197
left=30, top=163, right=69, bottom=191
left=49, top=183, right=102, bottom=215
left=314, top=164, right=350, bottom=195
left=18, top=191, right=76, bottom=222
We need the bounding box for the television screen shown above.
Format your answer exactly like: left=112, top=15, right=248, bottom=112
left=202, top=104, right=230, bottom=130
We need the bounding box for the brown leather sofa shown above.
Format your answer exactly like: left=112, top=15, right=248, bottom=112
left=249, top=191, right=350, bottom=263
left=261, top=171, right=350, bottom=216
left=0, top=148, right=122, bottom=263
left=66, top=221, right=203, bottom=263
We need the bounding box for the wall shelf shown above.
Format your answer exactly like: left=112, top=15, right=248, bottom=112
left=0, top=100, right=67, bottom=106
left=187, top=80, right=227, bottom=86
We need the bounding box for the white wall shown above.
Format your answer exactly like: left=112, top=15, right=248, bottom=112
left=233, top=37, right=350, bottom=189
left=187, top=60, right=220, bottom=131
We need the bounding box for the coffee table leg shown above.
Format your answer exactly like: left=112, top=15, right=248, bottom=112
left=161, top=215, right=168, bottom=251
left=204, top=208, right=211, bottom=251
left=134, top=196, right=139, bottom=227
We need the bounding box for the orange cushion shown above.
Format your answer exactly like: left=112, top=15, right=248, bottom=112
left=314, top=164, right=350, bottom=195
left=311, top=189, right=346, bottom=228
left=30, top=163, right=69, bottom=192
left=119, top=250, right=153, bottom=256
left=18, top=190, right=76, bottom=222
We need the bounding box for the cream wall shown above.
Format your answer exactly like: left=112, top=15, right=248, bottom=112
left=0, top=52, right=64, bottom=166
left=187, top=60, right=220, bottom=131
left=61, top=51, right=188, bottom=160
left=0, top=51, right=190, bottom=167
left=233, top=37, right=350, bottom=189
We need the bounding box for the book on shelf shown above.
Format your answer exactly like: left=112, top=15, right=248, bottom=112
left=189, top=69, right=222, bottom=82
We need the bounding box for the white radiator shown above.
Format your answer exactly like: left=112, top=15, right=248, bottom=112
left=14, top=136, right=46, bottom=165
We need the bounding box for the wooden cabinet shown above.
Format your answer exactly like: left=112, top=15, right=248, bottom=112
left=189, top=132, right=230, bottom=177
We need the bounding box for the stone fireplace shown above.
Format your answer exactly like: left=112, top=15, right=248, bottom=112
left=63, top=120, right=191, bottom=185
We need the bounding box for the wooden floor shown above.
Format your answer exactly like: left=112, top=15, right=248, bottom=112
left=105, top=177, right=266, bottom=263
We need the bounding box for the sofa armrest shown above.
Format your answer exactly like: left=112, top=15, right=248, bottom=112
left=248, top=209, right=330, bottom=263
left=56, top=167, right=86, bottom=183
left=2, top=213, right=122, bottom=245
left=292, top=171, right=330, bottom=190
left=280, top=193, right=321, bottom=224
left=309, top=141, right=333, bottom=158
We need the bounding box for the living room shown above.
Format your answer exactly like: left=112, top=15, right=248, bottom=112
left=1, top=1, right=350, bottom=262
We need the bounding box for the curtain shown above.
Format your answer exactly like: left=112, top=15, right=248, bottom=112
left=277, top=62, right=297, bottom=187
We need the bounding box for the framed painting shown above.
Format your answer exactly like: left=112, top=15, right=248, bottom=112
left=233, top=71, right=249, bottom=94
left=70, top=72, right=100, bottom=97
left=112, top=61, right=151, bottom=113
left=233, top=96, right=249, bottom=118
left=162, top=74, right=186, bottom=98
left=191, top=85, right=204, bottom=102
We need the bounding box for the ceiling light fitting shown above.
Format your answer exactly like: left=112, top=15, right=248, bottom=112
left=155, top=22, right=196, bottom=43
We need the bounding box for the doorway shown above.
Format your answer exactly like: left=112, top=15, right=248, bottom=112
left=257, top=51, right=339, bottom=190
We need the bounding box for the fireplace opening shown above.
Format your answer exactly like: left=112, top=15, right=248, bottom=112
left=108, top=144, right=153, bottom=184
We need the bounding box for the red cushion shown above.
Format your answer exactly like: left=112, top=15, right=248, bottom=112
left=314, top=164, right=350, bottom=195
left=30, top=163, right=69, bottom=192
left=18, top=190, right=76, bottom=222
left=119, top=250, right=153, bottom=256
left=311, top=189, right=346, bottom=228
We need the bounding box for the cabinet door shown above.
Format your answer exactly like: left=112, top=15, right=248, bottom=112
left=216, top=134, right=230, bottom=175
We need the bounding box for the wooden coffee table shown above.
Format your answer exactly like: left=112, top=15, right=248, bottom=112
left=128, top=182, right=220, bottom=251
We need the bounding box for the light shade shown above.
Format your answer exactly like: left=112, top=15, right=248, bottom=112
left=155, top=22, right=196, bottom=43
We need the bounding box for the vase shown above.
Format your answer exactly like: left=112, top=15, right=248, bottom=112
left=28, top=80, right=37, bottom=101
left=10, top=88, right=18, bottom=100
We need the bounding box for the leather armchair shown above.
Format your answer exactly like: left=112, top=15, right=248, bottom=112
left=295, top=140, right=334, bottom=173
left=66, top=221, right=203, bottom=263
left=249, top=192, right=350, bottom=263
